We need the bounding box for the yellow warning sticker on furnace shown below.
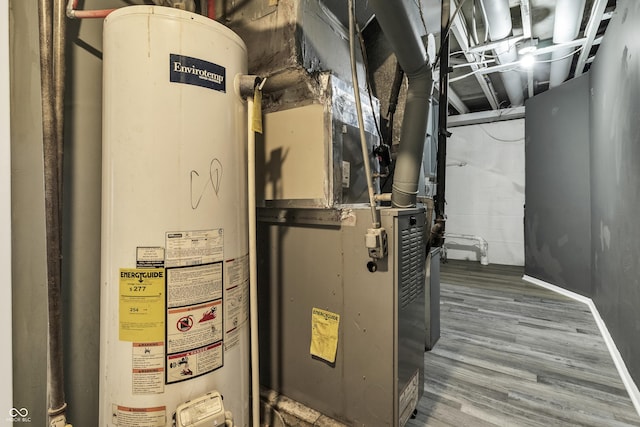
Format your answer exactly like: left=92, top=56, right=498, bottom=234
left=119, top=269, right=165, bottom=342
left=310, top=308, right=340, bottom=363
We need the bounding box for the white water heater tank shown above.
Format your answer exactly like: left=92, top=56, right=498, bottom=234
left=101, top=6, right=249, bottom=426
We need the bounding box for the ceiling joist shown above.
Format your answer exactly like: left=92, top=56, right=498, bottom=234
left=575, top=0, right=608, bottom=77
left=449, top=0, right=500, bottom=110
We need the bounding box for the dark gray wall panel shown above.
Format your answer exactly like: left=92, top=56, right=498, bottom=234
left=524, top=75, right=592, bottom=296
left=589, top=0, right=640, bottom=386
left=10, top=1, right=48, bottom=422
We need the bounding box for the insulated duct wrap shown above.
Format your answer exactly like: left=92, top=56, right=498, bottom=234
left=549, top=0, right=586, bottom=87
left=480, top=0, right=524, bottom=106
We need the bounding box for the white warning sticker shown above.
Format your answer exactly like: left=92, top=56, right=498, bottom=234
left=166, top=263, right=223, bottom=309
left=167, top=300, right=223, bottom=354
left=136, top=247, right=165, bottom=268
left=132, top=342, right=164, bottom=395
left=166, top=342, right=223, bottom=384
left=165, top=229, right=223, bottom=267
left=224, top=255, right=249, bottom=350
left=112, top=405, right=165, bottom=427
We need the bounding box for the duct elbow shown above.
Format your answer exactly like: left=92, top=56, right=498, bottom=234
left=368, top=0, right=433, bottom=209
left=391, top=183, right=419, bottom=209
left=391, top=65, right=433, bottom=208
left=444, top=233, right=489, bottom=265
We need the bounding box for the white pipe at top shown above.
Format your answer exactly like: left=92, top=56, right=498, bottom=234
left=479, top=0, right=524, bottom=107
left=549, top=0, right=586, bottom=87
left=444, top=232, right=489, bottom=265
left=553, top=0, right=587, bottom=43
left=247, top=96, right=260, bottom=427
left=479, top=0, right=512, bottom=41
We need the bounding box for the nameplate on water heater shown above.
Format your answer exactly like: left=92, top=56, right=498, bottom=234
left=169, top=54, right=226, bottom=93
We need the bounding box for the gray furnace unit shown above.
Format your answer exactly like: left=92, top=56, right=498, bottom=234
left=257, top=206, right=426, bottom=426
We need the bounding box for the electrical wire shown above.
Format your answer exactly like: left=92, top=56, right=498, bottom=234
left=434, top=0, right=472, bottom=68
left=478, top=124, right=524, bottom=142
left=535, top=45, right=585, bottom=63
left=449, top=49, right=468, bottom=57
left=449, top=66, right=488, bottom=83
left=452, top=58, right=496, bottom=68
left=449, top=45, right=585, bottom=83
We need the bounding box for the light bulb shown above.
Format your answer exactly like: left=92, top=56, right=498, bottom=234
left=520, top=53, right=535, bottom=69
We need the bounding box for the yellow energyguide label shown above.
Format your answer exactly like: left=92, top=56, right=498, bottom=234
left=310, top=307, right=340, bottom=363
left=119, top=268, right=165, bottom=342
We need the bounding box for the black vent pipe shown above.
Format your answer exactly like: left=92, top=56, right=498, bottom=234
left=434, top=0, right=450, bottom=247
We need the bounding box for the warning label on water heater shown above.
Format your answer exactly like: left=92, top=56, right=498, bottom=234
left=167, top=300, right=223, bottom=354
left=112, top=405, right=165, bottom=427
left=164, top=230, right=225, bottom=384
left=132, top=342, right=164, bottom=395
left=224, top=254, right=249, bottom=350
left=166, top=342, right=223, bottom=384
left=165, top=229, right=223, bottom=267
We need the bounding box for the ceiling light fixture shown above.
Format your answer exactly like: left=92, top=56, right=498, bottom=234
left=520, top=53, right=536, bottom=69
left=518, top=38, right=539, bottom=55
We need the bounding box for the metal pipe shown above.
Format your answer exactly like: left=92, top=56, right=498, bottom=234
left=374, top=193, right=392, bottom=202
left=479, top=0, right=524, bottom=107
left=479, top=0, right=511, bottom=40
left=443, top=232, right=489, bottom=265
left=349, top=0, right=380, bottom=228
left=549, top=0, right=586, bottom=87
left=435, top=0, right=450, bottom=226
left=494, top=41, right=523, bottom=106
left=66, top=0, right=115, bottom=19
left=369, top=0, right=433, bottom=209
left=54, top=0, right=65, bottom=215
left=549, top=48, right=575, bottom=87
left=38, top=0, right=68, bottom=424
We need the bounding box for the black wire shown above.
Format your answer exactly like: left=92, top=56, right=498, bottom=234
left=434, top=0, right=471, bottom=68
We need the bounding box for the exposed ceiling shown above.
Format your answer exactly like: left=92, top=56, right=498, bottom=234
left=444, top=0, right=617, bottom=124
left=324, top=0, right=617, bottom=125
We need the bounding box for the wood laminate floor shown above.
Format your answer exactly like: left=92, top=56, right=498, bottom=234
left=408, top=260, right=640, bottom=427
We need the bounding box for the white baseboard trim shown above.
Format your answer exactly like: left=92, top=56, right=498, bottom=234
left=522, top=275, right=640, bottom=417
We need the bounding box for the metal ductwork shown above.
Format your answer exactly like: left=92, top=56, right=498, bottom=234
left=369, top=0, right=433, bottom=208
left=549, top=0, right=586, bottom=87
left=480, top=0, right=524, bottom=107
left=481, top=0, right=511, bottom=40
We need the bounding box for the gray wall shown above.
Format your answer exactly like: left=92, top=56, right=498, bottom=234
left=524, top=74, right=592, bottom=296
left=525, top=0, right=640, bottom=386
left=10, top=1, right=129, bottom=424
left=589, top=0, right=640, bottom=386
left=10, top=1, right=48, bottom=422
